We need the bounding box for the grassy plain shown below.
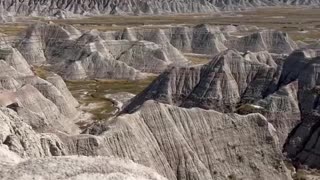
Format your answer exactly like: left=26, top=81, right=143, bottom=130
left=49, top=7, right=320, bottom=41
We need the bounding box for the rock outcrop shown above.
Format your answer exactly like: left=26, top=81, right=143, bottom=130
left=0, top=41, right=81, bottom=135
left=226, top=30, right=298, bottom=54
left=17, top=23, right=190, bottom=80
left=124, top=49, right=278, bottom=112
left=0, top=107, right=66, bottom=158
left=0, top=89, right=294, bottom=180
left=123, top=49, right=310, bottom=146
left=1, top=3, right=320, bottom=177
left=168, top=24, right=227, bottom=55
left=73, top=101, right=292, bottom=180
left=0, top=156, right=167, bottom=180
left=0, top=0, right=319, bottom=18
left=0, top=100, right=291, bottom=180
left=15, top=23, right=300, bottom=80
left=283, top=56, right=320, bottom=168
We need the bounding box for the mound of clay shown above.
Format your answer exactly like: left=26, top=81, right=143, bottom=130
left=17, top=23, right=191, bottom=80
left=226, top=30, right=298, bottom=54
left=0, top=156, right=167, bottom=180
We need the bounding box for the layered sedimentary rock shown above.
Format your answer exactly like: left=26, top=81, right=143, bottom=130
left=283, top=56, right=320, bottom=168
left=0, top=42, right=81, bottom=134
left=0, top=67, right=295, bottom=180
left=0, top=156, right=167, bottom=180
left=17, top=23, right=190, bottom=80
left=168, top=24, right=227, bottom=55
left=123, top=49, right=309, bottom=146
left=254, top=81, right=300, bottom=146
left=0, top=107, right=66, bottom=158
left=16, top=22, right=300, bottom=80
left=0, top=0, right=319, bottom=18
left=0, top=100, right=292, bottom=179
left=117, top=28, right=189, bottom=68
left=70, top=101, right=292, bottom=180
left=226, top=30, right=298, bottom=54
left=124, top=49, right=278, bottom=112
left=167, top=26, right=297, bottom=56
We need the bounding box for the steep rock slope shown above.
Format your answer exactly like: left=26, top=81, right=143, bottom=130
left=0, top=0, right=319, bottom=17
left=10, top=100, right=290, bottom=180
left=168, top=24, right=227, bottom=55
left=167, top=26, right=296, bottom=56
left=0, top=107, right=66, bottom=158
left=118, top=28, right=189, bottom=67
left=17, top=23, right=190, bottom=80
left=124, top=49, right=279, bottom=112
left=0, top=43, right=80, bottom=134
left=123, top=49, right=307, bottom=145
left=226, top=30, right=298, bottom=54
left=79, top=101, right=291, bottom=180
left=283, top=56, right=320, bottom=168
left=0, top=96, right=293, bottom=179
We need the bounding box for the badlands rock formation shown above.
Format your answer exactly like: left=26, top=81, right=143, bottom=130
left=0, top=41, right=81, bottom=135
left=16, top=22, right=299, bottom=80
left=283, top=55, right=320, bottom=168
left=123, top=49, right=312, bottom=146
left=0, top=156, right=167, bottom=180
left=168, top=24, right=227, bottom=55
left=226, top=30, right=298, bottom=54
left=0, top=28, right=298, bottom=179
left=0, top=29, right=299, bottom=178
left=0, top=0, right=319, bottom=18
left=84, top=101, right=292, bottom=180
left=0, top=2, right=319, bottom=178
left=0, top=99, right=293, bottom=180
left=16, top=23, right=189, bottom=80
left=167, top=25, right=298, bottom=55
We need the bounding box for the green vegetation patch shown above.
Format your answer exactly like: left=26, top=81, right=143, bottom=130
left=33, top=66, right=51, bottom=79
left=66, top=76, right=156, bottom=120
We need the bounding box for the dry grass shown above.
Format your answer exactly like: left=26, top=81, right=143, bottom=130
left=66, top=76, right=156, bottom=120
left=33, top=66, right=51, bottom=79
left=184, top=54, right=211, bottom=65
left=47, top=7, right=320, bottom=41
left=1, top=7, right=318, bottom=41
left=0, top=24, right=27, bottom=36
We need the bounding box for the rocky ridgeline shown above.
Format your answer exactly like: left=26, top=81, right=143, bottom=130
left=0, top=15, right=320, bottom=180
left=0, top=0, right=319, bottom=18
left=15, top=23, right=190, bottom=80
left=13, top=22, right=299, bottom=81
left=0, top=34, right=87, bottom=168
left=0, top=100, right=293, bottom=180
left=120, top=46, right=320, bottom=172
